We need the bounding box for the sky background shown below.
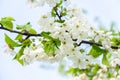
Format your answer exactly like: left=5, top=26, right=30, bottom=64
left=0, top=0, right=120, bottom=80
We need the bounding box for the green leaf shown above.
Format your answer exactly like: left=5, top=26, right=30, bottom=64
left=0, top=17, right=15, bottom=30
left=22, top=39, right=32, bottom=47
left=15, top=34, right=23, bottom=42
left=51, top=8, right=56, bottom=17
left=16, top=22, right=31, bottom=30
left=56, top=0, right=63, bottom=7
left=102, top=53, right=109, bottom=66
left=53, top=38, right=61, bottom=48
left=92, top=64, right=100, bottom=74
left=67, top=68, right=82, bottom=76
left=14, top=46, right=25, bottom=65
left=111, top=38, right=120, bottom=46
left=42, top=40, right=56, bottom=56
left=1, top=16, right=15, bottom=21
left=41, top=31, right=61, bottom=56
left=28, top=28, right=37, bottom=34
left=16, top=22, right=37, bottom=34
left=55, top=19, right=65, bottom=23
left=5, top=34, right=21, bottom=49
left=41, top=31, right=52, bottom=39
left=89, top=45, right=104, bottom=58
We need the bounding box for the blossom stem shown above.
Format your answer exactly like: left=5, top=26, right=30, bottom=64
left=54, top=7, right=62, bottom=20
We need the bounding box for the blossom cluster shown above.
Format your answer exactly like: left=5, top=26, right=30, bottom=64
left=3, top=0, right=120, bottom=80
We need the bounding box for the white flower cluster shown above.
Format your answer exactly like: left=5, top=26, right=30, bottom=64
left=4, top=0, right=120, bottom=80
left=111, top=49, right=120, bottom=67
left=92, top=66, right=120, bottom=80
left=20, top=4, right=98, bottom=69
left=73, top=73, right=89, bottom=80
left=21, top=0, right=120, bottom=71
left=72, top=66, right=120, bottom=80
left=27, top=0, right=69, bottom=8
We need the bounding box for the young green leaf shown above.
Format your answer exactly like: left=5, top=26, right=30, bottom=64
left=15, top=34, right=23, bottom=42
left=53, top=38, right=61, bottom=48
left=111, top=38, right=120, bottom=46
left=102, top=53, right=109, bottom=66
left=0, top=17, right=15, bottom=30
left=41, top=31, right=61, bottom=56
left=5, top=34, right=21, bottom=49
left=51, top=8, right=56, bottom=17
left=92, top=64, right=100, bottom=75
left=14, top=46, right=25, bottom=65
left=1, top=16, right=15, bottom=21
left=16, top=22, right=31, bottom=30
left=22, top=39, right=32, bottom=47
left=28, top=28, right=37, bottom=34
left=56, top=0, right=63, bottom=7
left=41, top=31, right=52, bottom=39
left=89, top=45, right=104, bottom=58
left=16, top=22, right=37, bottom=34
left=42, top=40, right=56, bottom=56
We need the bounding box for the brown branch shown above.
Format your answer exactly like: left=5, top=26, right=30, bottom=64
left=78, top=40, right=119, bottom=49
left=0, top=23, right=41, bottom=37
left=0, top=23, right=119, bottom=49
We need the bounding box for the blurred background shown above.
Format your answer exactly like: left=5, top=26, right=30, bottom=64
left=0, top=0, right=120, bottom=80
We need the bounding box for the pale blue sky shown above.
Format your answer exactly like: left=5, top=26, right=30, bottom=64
left=0, top=0, right=120, bottom=80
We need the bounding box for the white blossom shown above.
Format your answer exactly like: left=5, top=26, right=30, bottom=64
left=27, top=0, right=69, bottom=8
left=73, top=73, right=89, bottom=80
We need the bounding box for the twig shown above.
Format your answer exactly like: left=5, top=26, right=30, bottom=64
left=0, top=23, right=41, bottom=37
left=78, top=40, right=119, bottom=49
left=0, top=23, right=119, bottom=49
left=54, top=7, right=62, bottom=20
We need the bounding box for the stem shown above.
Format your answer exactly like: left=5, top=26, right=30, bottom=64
left=0, top=23, right=120, bottom=49
left=0, top=23, right=119, bottom=49
left=78, top=40, right=119, bottom=49
left=54, top=7, right=62, bottom=20
left=0, top=23, right=41, bottom=37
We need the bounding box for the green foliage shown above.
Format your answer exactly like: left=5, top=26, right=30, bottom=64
left=15, top=34, right=23, bottom=42
left=102, top=53, right=109, bottom=66
left=5, top=34, right=21, bottom=49
left=51, top=0, right=66, bottom=23
left=67, top=64, right=100, bottom=79
left=89, top=45, right=105, bottom=58
left=41, top=32, right=61, bottom=56
left=67, top=67, right=82, bottom=76
left=22, top=39, right=32, bottom=47
left=41, top=32, right=52, bottom=39
left=91, top=64, right=100, bottom=75
left=16, top=22, right=37, bottom=34
left=56, top=0, right=63, bottom=7
left=111, top=38, right=120, bottom=46
left=0, top=17, right=15, bottom=30
left=5, top=33, right=32, bottom=65
left=51, top=8, right=56, bottom=17
left=55, top=19, right=65, bottom=23
left=14, top=46, right=25, bottom=65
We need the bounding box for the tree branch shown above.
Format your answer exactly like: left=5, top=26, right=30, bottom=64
left=78, top=40, right=119, bottom=49
left=0, top=23, right=41, bottom=37
left=0, top=23, right=119, bottom=49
